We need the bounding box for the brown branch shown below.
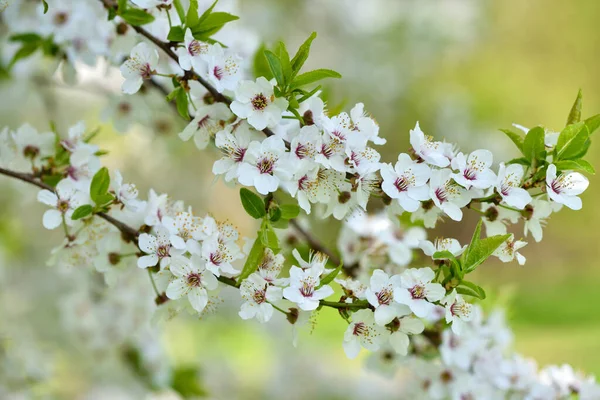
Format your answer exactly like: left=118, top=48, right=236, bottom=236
left=289, top=219, right=340, bottom=266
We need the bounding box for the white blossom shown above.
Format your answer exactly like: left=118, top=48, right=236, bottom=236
left=546, top=164, right=589, bottom=210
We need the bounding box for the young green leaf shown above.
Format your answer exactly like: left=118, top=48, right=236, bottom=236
left=264, top=50, right=284, bottom=87
left=9, top=42, right=40, bottom=68
left=252, top=44, right=274, bottom=80
left=269, top=207, right=282, bottom=222
left=291, top=69, right=341, bottom=89
left=175, top=88, right=190, bottom=119
left=318, top=261, right=344, bottom=288
left=117, top=0, right=127, bottom=12
left=291, top=32, right=317, bottom=77
left=260, top=221, right=280, bottom=251
left=432, top=250, right=457, bottom=262
left=239, top=188, right=266, bottom=219
left=167, top=26, right=185, bottom=42
left=499, top=128, right=525, bottom=153
left=71, top=205, right=93, bottom=220
left=280, top=204, right=300, bottom=220
left=42, top=0, right=49, bottom=13
left=463, top=219, right=483, bottom=265
left=554, top=159, right=595, bottom=175
left=173, top=0, right=186, bottom=21
left=90, top=167, right=111, bottom=205
left=522, top=126, right=545, bottom=164
left=555, top=122, right=589, bottom=160
left=463, top=234, right=511, bottom=273
left=456, top=281, right=486, bottom=299
left=194, top=12, right=239, bottom=33
left=507, top=157, right=530, bottom=166
left=187, top=0, right=199, bottom=28
left=584, top=114, right=600, bottom=135
left=277, top=41, right=292, bottom=84
left=9, top=33, right=42, bottom=43
left=236, top=236, right=265, bottom=284
left=198, top=0, right=218, bottom=25
left=566, top=89, right=582, bottom=126
left=120, top=9, right=156, bottom=26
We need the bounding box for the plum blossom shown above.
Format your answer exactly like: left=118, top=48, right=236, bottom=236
left=37, top=179, right=87, bottom=230
left=12, top=124, right=54, bottom=170
left=493, top=234, right=527, bottom=265
left=496, top=163, right=532, bottom=209
left=237, top=135, right=290, bottom=195
left=419, top=237, right=466, bottom=258
left=137, top=227, right=174, bottom=269
left=343, top=309, right=385, bottom=359
left=166, top=255, right=218, bottom=313
left=179, top=103, right=232, bottom=150
left=546, top=164, right=589, bottom=210
left=451, top=149, right=496, bottom=189
left=523, top=198, right=560, bottom=242
left=429, top=168, right=471, bottom=221
left=161, top=211, right=202, bottom=252
left=176, top=28, right=209, bottom=72
left=201, top=236, right=243, bottom=276
left=283, top=266, right=334, bottom=311
left=120, top=42, right=158, bottom=94
left=410, top=122, right=450, bottom=167
left=239, top=273, right=282, bottom=323
left=387, top=315, right=425, bottom=356
left=394, top=267, right=445, bottom=318
left=365, top=270, right=410, bottom=326
left=230, top=77, right=288, bottom=130
left=204, top=44, right=242, bottom=93
left=380, top=153, right=431, bottom=212
left=213, top=122, right=261, bottom=182
left=441, top=289, right=473, bottom=335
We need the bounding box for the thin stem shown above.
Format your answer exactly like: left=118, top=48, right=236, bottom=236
left=147, top=269, right=160, bottom=297
left=61, top=215, right=71, bottom=239
left=165, top=8, right=172, bottom=28
left=269, top=302, right=289, bottom=315
left=289, top=219, right=340, bottom=266
left=498, top=204, right=523, bottom=213
left=319, top=300, right=369, bottom=310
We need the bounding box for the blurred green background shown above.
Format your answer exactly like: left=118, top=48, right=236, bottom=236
left=1, top=0, right=600, bottom=397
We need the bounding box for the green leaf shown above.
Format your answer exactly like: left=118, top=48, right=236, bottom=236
left=167, top=26, right=185, bottom=42
left=175, top=88, right=190, bottom=119
left=291, top=32, right=317, bottom=77
left=291, top=69, right=341, bottom=89
left=277, top=41, right=292, bottom=84
left=280, top=204, right=300, bottom=220
left=193, top=12, right=238, bottom=33
left=566, top=89, right=582, bottom=126
left=9, top=42, right=40, bottom=69
left=198, top=0, right=218, bottom=25
left=120, top=9, right=155, bottom=26
left=9, top=33, right=42, bottom=43
left=252, top=44, right=274, bottom=80
left=584, top=114, right=600, bottom=135
left=41, top=173, right=64, bottom=188
left=90, top=167, right=111, bottom=205
left=71, top=205, right=93, bottom=220
left=171, top=367, right=207, bottom=398
left=456, top=281, right=486, bottom=299
left=187, top=0, right=199, bottom=28
left=239, top=188, right=266, bottom=219
left=507, top=157, right=530, bottom=166
left=264, top=50, right=284, bottom=87
left=173, top=0, right=186, bottom=21
left=117, top=0, right=127, bottom=13
left=464, top=234, right=511, bottom=273
left=500, top=128, right=524, bottom=153
left=554, top=159, right=595, bottom=175
left=271, top=219, right=289, bottom=229
left=522, top=126, right=546, bottom=164
left=260, top=221, right=280, bottom=251
left=42, top=0, right=49, bottom=13
left=318, top=261, right=344, bottom=288
left=432, top=250, right=457, bottom=261
left=556, top=122, right=589, bottom=160
left=269, top=207, right=282, bottom=222
left=237, top=236, right=265, bottom=284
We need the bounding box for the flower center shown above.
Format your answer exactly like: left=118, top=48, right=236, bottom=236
left=257, top=157, right=276, bottom=174
left=197, top=115, right=211, bottom=129
left=299, top=280, right=315, bottom=297
left=251, top=94, right=268, bottom=111
left=54, top=12, right=68, bottom=26
left=188, top=40, right=206, bottom=56
left=450, top=301, right=471, bottom=318
left=252, top=288, right=266, bottom=304
left=434, top=187, right=448, bottom=203
left=213, top=66, right=224, bottom=80
left=156, top=245, right=170, bottom=259
left=394, top=176, right=411, bottom=192
left=187, top=272, right=202, bottom=287
left=410, top=284, right=426, bottom=299
left=376, top=287, right=393, bottom=305
left=352, top=322, right=367, bottom=336
left=57, top=199, right=70, bottom=213
left=23, top=145, right=39, bottom=159
left=463, top=167, right=477, bottom=181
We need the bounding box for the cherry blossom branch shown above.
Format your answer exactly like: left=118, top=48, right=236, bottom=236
left=99, top=0, right=278, bottom=138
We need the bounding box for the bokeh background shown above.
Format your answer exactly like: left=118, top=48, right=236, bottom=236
left=1, top=0, right=599, bottom=398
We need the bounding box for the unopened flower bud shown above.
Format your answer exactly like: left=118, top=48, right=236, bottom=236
left=422, top=199, right=434, bottom=211
left=303, top=110, right=314, bottom=126
left=338, top=191, right=352, bottom=204
left=485, top=206, right=499, bottom=222
left=108, top=252, right=121, bottom=265
left=522, top=204, right=534, bottom=220
left=116, top=22, right=128, bottom=35
left=286, top=307, right=299, bottom=324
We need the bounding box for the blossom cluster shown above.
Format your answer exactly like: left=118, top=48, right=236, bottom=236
left=1, top=0, right=599, bottom=398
